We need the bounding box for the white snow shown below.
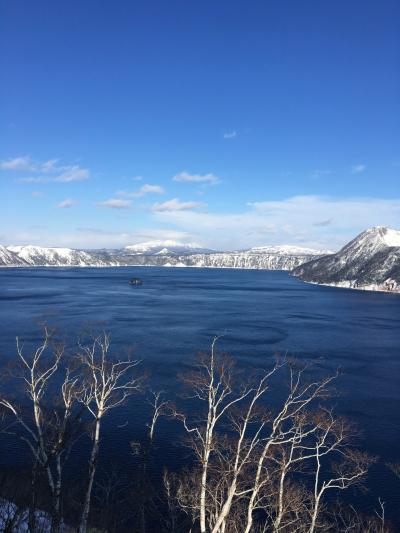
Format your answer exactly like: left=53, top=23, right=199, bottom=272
left=124, top=240, right=206, bottom=254
left=8, top=245, right=78, bottom=261
left=0, top=245, right=26, bottom=266
left=295, top=226, right=400, bottom=295
left=0, top=498, right=52, bottom=532
left=381, top=227, right=400, bottom=247
left=249, top=245, right=332, bottom=255
left=306, top=279, right=399, bottom=294
left=6, top=245, right=115, bottom=267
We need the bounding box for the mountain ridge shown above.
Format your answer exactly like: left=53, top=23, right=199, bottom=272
left=0, top=240, right=330, bottom=270
left=292, top=226, right=400, bottom=293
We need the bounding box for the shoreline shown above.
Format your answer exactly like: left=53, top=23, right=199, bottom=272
left=297, top=278, right=400, bottom=295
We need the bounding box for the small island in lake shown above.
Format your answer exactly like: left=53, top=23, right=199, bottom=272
left=129, top=277, right=143, bottom=285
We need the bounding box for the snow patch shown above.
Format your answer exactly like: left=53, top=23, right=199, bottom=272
left=249, top=245, right=332, bottom=255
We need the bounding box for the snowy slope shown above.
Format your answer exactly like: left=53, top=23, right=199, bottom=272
left=0, top=245, right=28, bottom=266
left=7, top=245, right=117, bottom=267
left=248, top=245, right=332, bottom=256
left=0, top=242, right=329, bottom=270
left=292, top=226, right=400, bottom=293
left=123, top=240, right=213, bottom=255
left=152, top=251, right=325, bottom=270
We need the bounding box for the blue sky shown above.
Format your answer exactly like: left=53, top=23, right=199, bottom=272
left=1, top=0, right=399, bottom=250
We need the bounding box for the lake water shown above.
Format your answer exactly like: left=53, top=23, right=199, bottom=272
left=0, top=267, right=399, bottom=523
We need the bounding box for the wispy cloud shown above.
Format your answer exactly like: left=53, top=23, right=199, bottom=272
left=18, top=177, right=49, bottom=184
left=8, top=195, right=400, bottom=250
left=153, top=195, right=400, bottom=250
left=311, top=169, right=332, bottom=179
left=2, top=155, right=91, bottom=183
left=97, top=198, right=132, bottom=209
left=313, top=218, right=333, bottom=227
left=152, top=198, right=205, bottom=212
left=172, top=171, right=221, bottom=185
left=351, top=164, right=366, bottom=174
left=57, top=198, right=77, bottom=209
left=9, top=227, right=194, bottom=249
left=17, top=176, right=47, bottom=183
left=223, top=130, right=237, bottom=139
left=31, top=191, right=43, bottom=198
left=117, top=184, right=165, bottom=198
left=41, top=159, right=60, bottom=173
left=54, top=166, right=90, bottom=182
left=0, top=156, right=35, bottom=171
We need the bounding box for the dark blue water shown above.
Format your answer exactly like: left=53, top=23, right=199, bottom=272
left=0, top=267, right=399, bottom=522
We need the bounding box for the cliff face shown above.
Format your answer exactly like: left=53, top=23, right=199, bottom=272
left=1, top=243, right=327, bottom=270
left=6, top=245, right=119, bottom=267
left=122, top=252, right=322, bottom=270
left=0, top=245, right=27, bottom=266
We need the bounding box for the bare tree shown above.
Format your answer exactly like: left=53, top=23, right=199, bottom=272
left=243, top=366, right=338, bottom=533
left=147, top=390, right=168, bottom=443
left=329, top=500, right=393, bottom=533
left=306, top=413, right=374, bottom=533
left=172, top=337, right=260, bottom=533
left=170, top=342, right=375, bottom=533
left=77, top=332, right=142, bottom=533
left=0, top=328, right=81, bottom=533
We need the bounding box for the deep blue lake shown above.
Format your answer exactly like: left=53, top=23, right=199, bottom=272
left=0, top=267, right=399, bottom=523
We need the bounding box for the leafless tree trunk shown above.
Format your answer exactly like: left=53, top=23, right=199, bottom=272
left=147, top=391, right=168, bottom=443
left=173, top=337, right=257, bottom=533
left=77, top=332, right=142, bottom=533
left=0, top=328, right=81, bottom=533
left=243, top=368, right=338, bottom=533
left=172, top=343, right=375, bottom=533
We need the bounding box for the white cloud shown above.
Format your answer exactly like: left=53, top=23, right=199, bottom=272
left=138, top=184, right=165, bottom=195
left=7, top=195, right=400, bottom=250
left=97, top=198, right=132, bottom=209
left=172, top=171, right=221, bottom=185
left=351, top=164, right=366, bottom=174
left=54, top=166, right=90, bottom=182
left=6, top=227, right=194, bottom=249
left=152, top=198, right=205, bottom=212
left=117, top=184, right=165, bottom=198
left=17, top=166, right=90, bottom=184
left=0, top=156, right=34, bottom=171
left=223, top=131, right=237, bottom=139
left=3, top=155, right=91, bottom=183
left=57, top=198, right=77, bottom=209
left=40, top=159, right=60, bottom=173
left=153, top=195, right=400, bottom=250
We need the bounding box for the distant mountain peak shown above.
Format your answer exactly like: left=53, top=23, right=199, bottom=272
left=248, top=244, right=332, bottom=256
left=124, top=240, right=212, bottom=255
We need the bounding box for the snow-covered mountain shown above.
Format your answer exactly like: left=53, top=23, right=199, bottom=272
left=144, top=248, right=328, bottom=270
left=118, top=241, right=329, bottom=268
left=247, top=245, right=332, bottom=256
left=0, top=245, right=28, bottom=266
left=0, top=241, right=329, bottom=270
left=292, top=226, right=400, bottom=293
left=4, top=229, right=400, bottom=292
left=7, top=245, right=118, bottom=267
left=123, top=240, right=213, bottom=255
